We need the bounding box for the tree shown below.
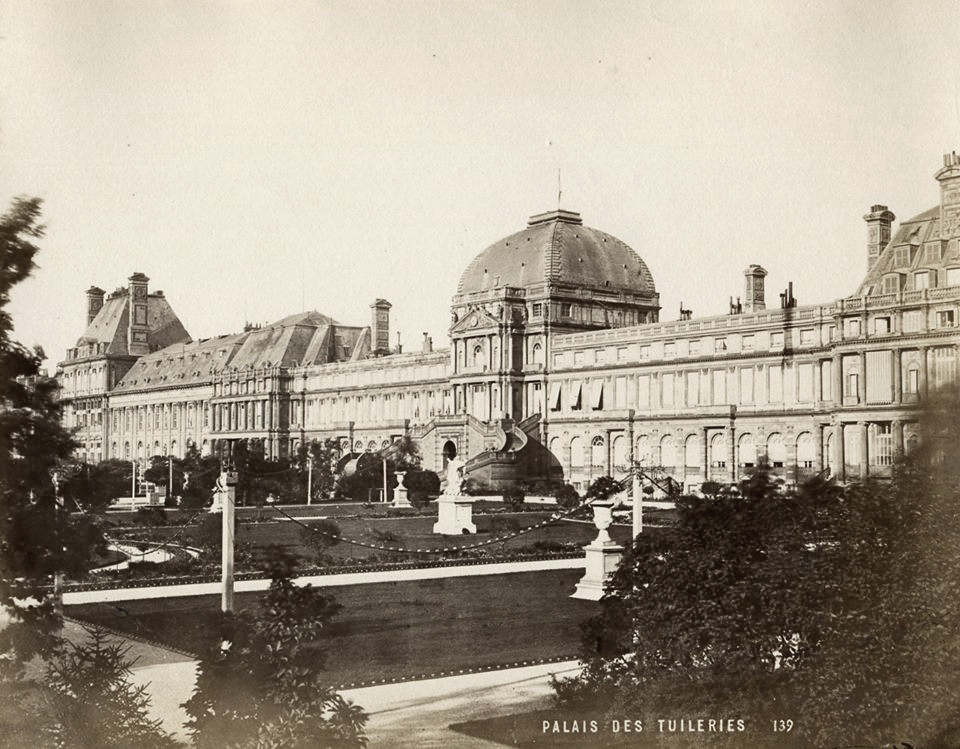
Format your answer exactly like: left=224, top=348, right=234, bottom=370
left=554, top=404, right=960, bottom=747
left=0, top=197, right=106, bottom=673
left=45, top=627, right=179, bottom=749
left=403, top=469, right=440, bottom=508
left=554, top=483, right=580, bottom=510
left=585, top=475, right=622, bottom=502
left=60, top=458, right=133, bottom=511
left=182, top=552, right=367, bottom=748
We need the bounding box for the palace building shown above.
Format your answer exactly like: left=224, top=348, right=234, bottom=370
left=57, top=153, right=960, bottom=492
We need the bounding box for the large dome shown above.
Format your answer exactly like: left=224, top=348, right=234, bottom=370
left=457, top=210, right=656, bottom=296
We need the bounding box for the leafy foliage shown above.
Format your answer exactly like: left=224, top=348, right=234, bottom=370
left=0, top=197, right=106, bottom=673
left=585, top=475, right=622, bottom=501
left=554, top=483, right=580, bottom=510
left=402, top=469, right=440, bottom=508
left=555, top=403, right=960, bottom=747
left=45, top=627, right=179, bottom=749
left=182, top=552, right=367, bottom=748
left=502, top=486, right=525, bottom=511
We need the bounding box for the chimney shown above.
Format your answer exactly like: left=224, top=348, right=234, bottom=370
left=370, top=299, right=392, bottom=354
left=935, top=151, right=960, bottom=240
left=127, top=272, right=150, bottom=356
left=863, top=205, right=896, bottom=272
left=422, top=332, right=433, bottom=353
left=743, top=265, right=768, bottom=312
left=85, top=286, right=105, bottom=326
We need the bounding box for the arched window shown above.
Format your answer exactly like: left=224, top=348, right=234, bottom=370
left=612, top=435, right=628, bottom=472
left=569, top=436, right=585, bottom=470
left=711, top=432, right=727, bottom=468
left=739, top=434, right=756, bottom=467
left=660, top=435, right=677, bottom=468
left=532, top=342, right=544, bottom=366
left=636, top=435, right=652, bottom=464
left=684, top=434, right=699, bottom=467
left=472, top=344, right=484, bottom=369
left=796, top=432, right=815, bottom=468
left=767, top=433, right=785, bottom=467
left=591, top=435, right=605, bottom=471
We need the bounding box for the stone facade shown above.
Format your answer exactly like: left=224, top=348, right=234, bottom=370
left=58, top=154, right=960, bottom=491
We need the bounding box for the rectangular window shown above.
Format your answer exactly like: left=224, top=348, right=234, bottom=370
left=905, top=367, right=920, bottom=394
left=560, top=302, right=572, bottom=317
left=591, top=381, right=604, bottom=410
left=903, top=310, right=922, bottom=332
left=615, top=377, right=626, bottom=409
left=914, top=271, right=931, bottom=290
left=874, top=317, right=890, bottom=334
left=549, top=383, right=561, bottom=411
left=740, top=367, right=753, bottom=403
left=926, top=243, right=942, bottom=263
left=617, top=346, right=628, bottom=362
left=797, top=364, right=813, bottom=403
left=937, top=310, right=956, bottom=328
left=712, top=369, right=726, bottom=404
left=689, top=339, right=701, bottom=355
left=845, top=319, right=861, bottom=337
left=686, top=371, right=700, bottom=406
left=875, top=424, right=893, bottom=466
left=894, top=246, right=911, bottom=267
left=882, top=275, right=900, bottom=294
left=847, top=372, right=860, bottom=401
left=947, top=267, right=960, bottom=286
left=742, top=335, right=754, bottom=351
left=771, top=332, right=784, bottom=349
left=714, top=338, right=727, bottom=353
left=639, top=345, right=651, bottom=361
left=768, top=366, right=783, bottom=402
left=532, top=303, right=542, bottom=318
left=574, top=351, right=585, bottom=366
left=637, top=375, right=650, bottom=408
left=866, top=350, right=893, bottom=403
left=569, top=382, right=582, bottom=410
left=595, top=349, right=606, bottom=364
left=661, top=373, right=675, bottom=407
left=800, top=329, right=815, bottom=345
left=664, top=342, right=676, bottom=358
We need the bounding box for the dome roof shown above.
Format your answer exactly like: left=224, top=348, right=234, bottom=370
left=457, top=210, right=656, bottom=296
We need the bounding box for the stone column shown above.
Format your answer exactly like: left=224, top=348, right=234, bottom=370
left=893, top=419, right=904, bottom=461
left=835, top=423, right=845, bottom=482
left=859, top=421, right=869, bottom=479
left=920, top=346, right=929, bottom=398
left=701, top=426, right=709, bottom=482
left=814, top=360, right=823, bottom=403
left=893, top=349, right=902, bottom=404
left=786, top=432, right=798, bottom=484
left=816, top=424, right=825, bottom=473
left=727, top=425, right=737, bottom=483
left=833, top=354, right=843, bottom=405
left=562, top=441, right=572, bottom=478
left=858, top=352, right=867, bottom=404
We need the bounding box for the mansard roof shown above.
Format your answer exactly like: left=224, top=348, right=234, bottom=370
left=856, top=206, right=960, bottom=295
left=72, top=289, right=190, bottom=357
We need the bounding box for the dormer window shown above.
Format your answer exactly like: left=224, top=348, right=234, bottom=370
left=893, top=246, right=912, bottom=267
left=881, top=274, right=902, bottom=294
left=913, top=270, right=931, bottom=290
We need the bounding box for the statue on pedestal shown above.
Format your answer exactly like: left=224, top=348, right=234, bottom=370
left=445, top=458, right=465, bottom=496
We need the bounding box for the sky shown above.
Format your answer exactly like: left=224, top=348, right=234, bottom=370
left=2, top=0, right=960, bottom=367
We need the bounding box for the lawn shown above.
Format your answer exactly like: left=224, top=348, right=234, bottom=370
left=110, top=510, right=648, bottom=567
left=66, top=569, right=598, bottom=686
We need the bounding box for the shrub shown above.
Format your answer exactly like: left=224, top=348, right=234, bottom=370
left=502, top=486, right=525, bottom=511
left=133, top=506, right=167, bottom=527
left=554, top=484, right=580, bottom=510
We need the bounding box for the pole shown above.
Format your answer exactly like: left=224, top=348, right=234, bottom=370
left=168, top=456, right=173, bottom=504
left=632, top=471, right=643, bottom=539
left=51, top=475, right=64, bottom=620
left=382, top=457, right=388, bottom=503
left=307, top=456, right=313, bottom=505
left=220, top=470, right=236, bottom=614
left=131, top=460, right=136, bottom=510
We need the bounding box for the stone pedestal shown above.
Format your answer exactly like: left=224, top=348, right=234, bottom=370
left=571, top=502, right=623, bottom=600
left=432, top=494, right=476, bottom=535
left=392, top=472, right=413, bottom=508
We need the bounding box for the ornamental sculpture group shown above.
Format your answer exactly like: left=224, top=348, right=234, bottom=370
left=432, top=458, right=477, bottom=535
